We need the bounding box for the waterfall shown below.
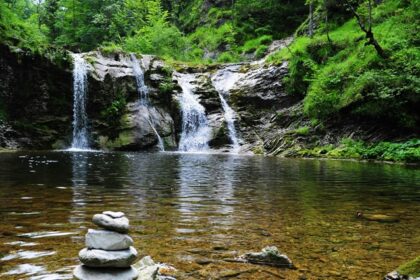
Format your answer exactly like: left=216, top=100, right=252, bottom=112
left=130, top=54, right=149, bottom=105
left=176, top=73, right=211, bottom=152
left=130, top=54, right=164, bottom=151
left=70, top=53, right=90, bottom=150
left=211, top=66, right=243, bottom=153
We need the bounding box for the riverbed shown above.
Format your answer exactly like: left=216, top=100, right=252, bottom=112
left=0, top=151, right=419, bottom=279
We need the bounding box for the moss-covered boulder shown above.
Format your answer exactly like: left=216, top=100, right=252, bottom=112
left=385, top=256, right=420, bottom=280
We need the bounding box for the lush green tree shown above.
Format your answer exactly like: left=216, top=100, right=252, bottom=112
left=123, top=0, right=188, bottom=59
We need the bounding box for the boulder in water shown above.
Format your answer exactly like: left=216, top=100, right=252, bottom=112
left=79, top=246, right=138, bottom=268
left=384, top=256, right=420, bottom=280
left=73, top=265, right=139, bottom=280
left=85, top=229, right=133, bottom=251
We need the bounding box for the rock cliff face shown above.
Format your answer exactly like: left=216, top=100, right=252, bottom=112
left=0, top=44, right=73, bottom=149
left=0, top=42, right=409, bottom=154
left=71, top=49, right=301, bottom=153
left=77, top=51, right=178, bottom=150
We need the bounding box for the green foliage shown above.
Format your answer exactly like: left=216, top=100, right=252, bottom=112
left=397, top=256, right=420, bottom=278
left=0, top=1, right=48, bottom=52
left=294, top=126, right=310, bottom=136
left=100, top=42, right=124, bottom=55
left=300, top=139, right=420, bottom=163
left=1, top=0, right=308, bottom=62
left=241, top=35, right=272, bottom=54
left=268, top=0, right=419, bottom=128
left=188, top=22, right=236, bottom=53
left=216, top=52, right=240, bottom=63
left=101, top=94, right=126, bottom=128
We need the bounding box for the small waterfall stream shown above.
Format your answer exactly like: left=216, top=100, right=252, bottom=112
left=130, top=54, right=164, bottom=151
left=176, top=73, right=211, bottom=152
left=212, top=66, right=243, bottom=153
left=70, top=53, right=90, bottom=150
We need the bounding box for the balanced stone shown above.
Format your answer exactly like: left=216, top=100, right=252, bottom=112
left=92, top=213, right=129, bottom=233
left=86, top=229, right=133, bottom=251
left=73, top=265, right=139, bottom=280
left=79, top=246, right=138, bottom=268
left=103, top=211, right=125, bottom=219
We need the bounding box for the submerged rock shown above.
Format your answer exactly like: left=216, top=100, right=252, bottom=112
left=133, top=256, right=177, bottom=280
left=79, top=246, right=138, bottom=268
left=357, top=212, right=400, bottom=223
left=73, top=265, right=139, bottom=280
left=92, top=213, right=130, bottom=233
left=235, top=246, right=294, bottom=268
left=86, top=229, right=133, bottom=251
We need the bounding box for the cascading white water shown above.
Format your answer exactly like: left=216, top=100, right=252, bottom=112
left=131, top=54, right=149, bottom=105
left=212, top=66, right=243, bottom=153
left=130, top=54, right=164, bottom=151
left=70, top=53, right=90, bottom=150
left=176, top=73, right=211, bottom=152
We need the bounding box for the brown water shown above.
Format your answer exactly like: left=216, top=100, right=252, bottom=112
left=0, top=151, right=419, bottom=279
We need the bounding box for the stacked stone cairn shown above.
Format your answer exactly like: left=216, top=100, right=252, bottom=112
left=73, top=211, right=139, bottom=280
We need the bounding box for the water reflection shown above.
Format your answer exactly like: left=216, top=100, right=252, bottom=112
left=70, top=153, right=89, bottom=225
left=0, top=152, right=419, bottom=279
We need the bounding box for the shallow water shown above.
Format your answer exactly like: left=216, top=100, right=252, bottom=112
left=0, top=151, right=419, bottom=279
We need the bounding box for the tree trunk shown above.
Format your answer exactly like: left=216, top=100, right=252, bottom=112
left=344, top=0, right=387, bottom=58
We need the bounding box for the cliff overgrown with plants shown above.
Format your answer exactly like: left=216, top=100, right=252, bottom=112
left=265, top=0, right=419, bottom=162
left=0, top=0, right=419, bottom=162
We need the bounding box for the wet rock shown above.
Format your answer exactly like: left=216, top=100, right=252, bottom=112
left=230, top=63, right=289, bottom=109
left=92, top=213, right=130, bottom=233
left=73, top=265, right=139, bottom=280
left=383, top=271, right=420, bottom=280
left=133, top=256, right=177, bottom=280
left=101, top=104, right=176, bottom=151
left=385, top=256, right=420, bottom=280
left=213, top=246, right=228, bottom=251
left=103, top=211, right=126, bottom=219
left=79, top=246, right=138, bottom=268
left=195, top=258, right=213, bottom=265
left=85, top=229, right=133, bottom=251
left=357, top=212, right=400, bottom=223
left=235, top=246, right=294, bottom=268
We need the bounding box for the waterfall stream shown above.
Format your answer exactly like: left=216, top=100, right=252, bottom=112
left=212, top=66, right=243, bottom=153
left=131, top=54, right=164, bottom=151
left=70, top=53, right=90, bottom=150
left=176, top=73, right=211, bottom=152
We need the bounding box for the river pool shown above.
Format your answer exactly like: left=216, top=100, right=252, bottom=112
left=0, top=151, right=419, bottom=279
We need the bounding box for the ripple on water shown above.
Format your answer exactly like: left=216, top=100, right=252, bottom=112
left=1, top=250, right=56, bottom=261
left=5, top=241, right=39, bottom=247
left=2, top=264, right=45, bottom=276
left=0, top=151, right=419, bottom=280
left=17, top=231, right=77, bottom=239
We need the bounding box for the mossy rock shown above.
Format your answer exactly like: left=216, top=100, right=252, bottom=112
left=397, top=256, right=420, bottom=278
left=251, top=145, right=265, bottom=155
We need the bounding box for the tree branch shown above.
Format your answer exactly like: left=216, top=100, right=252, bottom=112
left=343, top=0, right=387, bottom=58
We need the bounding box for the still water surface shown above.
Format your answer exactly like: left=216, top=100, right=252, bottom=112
left=0, top=151, right=419, bottom=279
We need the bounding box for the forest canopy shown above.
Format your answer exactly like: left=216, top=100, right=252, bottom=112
left=0, top=0, right=307, bottom=61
